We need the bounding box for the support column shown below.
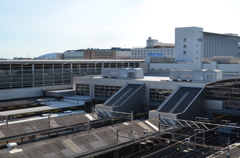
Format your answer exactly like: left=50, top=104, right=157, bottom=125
left=42, top=63, right=44, bottom=86
left=79, top=63, right=81, bottom=76
left=53, top=64, right=55, bottom=86
left=70, top=63, right=73, bottom=84
left=113, top=149, right=119, bottom=158
left=32, top=64, right=35, bottom=87
left=10, top=64, right=12, bottom=88
left=95, top=63, right=96, bottom=75
left=21, top=64, right=23, bottom=88
left=62, top=63, right=64, bottom=85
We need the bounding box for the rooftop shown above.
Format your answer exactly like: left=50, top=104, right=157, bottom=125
left=0, top=101, right=84, bottom=116
left=0, top=59, right=145, bottom=64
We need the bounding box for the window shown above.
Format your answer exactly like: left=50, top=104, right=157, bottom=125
left=183, top=51, right=186, bottom=55
left=196, top=57, right=198, bottom=60
left=183, top=45, right=186, bottom=48
left=196, top=51, right=198, bottom=54
left=183, top=38, right=186, bottom=42
left=196, top=45, right=198, bottom=47
left=207, top=75, right=213, bottom=79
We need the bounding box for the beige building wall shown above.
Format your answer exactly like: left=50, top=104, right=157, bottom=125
left=84, top=50, right=117, bottom=59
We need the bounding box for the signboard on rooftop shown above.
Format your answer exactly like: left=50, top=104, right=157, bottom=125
left=147, top=53, right=163, bottom=58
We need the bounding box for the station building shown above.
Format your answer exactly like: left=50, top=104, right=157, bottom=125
left=0, top=59, right=144, bottom=101
left=74, top=68, right=240, bottom=121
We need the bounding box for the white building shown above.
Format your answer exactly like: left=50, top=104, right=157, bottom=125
left=37, top=53, right=64, bottom=60
left=64, top=49, right=84, bottom=60
left=148, top=27, right=240, bottom=78
left=132, top=37, right=175, bottom=59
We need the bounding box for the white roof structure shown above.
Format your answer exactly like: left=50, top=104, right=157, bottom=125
left=0, top=101, right=84, bottom=116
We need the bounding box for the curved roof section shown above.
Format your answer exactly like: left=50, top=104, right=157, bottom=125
left=38, top=53, right=59, bottom=59
left=206, top=78, right=240, bottom=86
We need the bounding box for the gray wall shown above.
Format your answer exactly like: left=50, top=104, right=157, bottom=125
left=178, top=89, right=205, bottom=120
left=203, top=33, right=239, bottom=58
left=113, top=84, right=145, bottom=113
left=0, top=85, right=71, bottom=100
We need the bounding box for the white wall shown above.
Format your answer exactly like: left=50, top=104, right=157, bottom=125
left=0, top=85, right=72, bottom=100
left=149, top=63, right=197, bottom=70
left=175, top=27, right=203, bottom=69
left=74, top=76, right=206, bottom=103
left=131, top=48, right=175, bottom=59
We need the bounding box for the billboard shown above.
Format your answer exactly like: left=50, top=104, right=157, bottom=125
left=147, top=53, right=163, bottom=58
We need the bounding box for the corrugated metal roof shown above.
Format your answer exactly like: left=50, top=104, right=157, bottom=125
left=0, top=118, right=159, bottom=158
left=0, top=101, right=84, bottom=116
left=0, top=113, right=93, bottom=139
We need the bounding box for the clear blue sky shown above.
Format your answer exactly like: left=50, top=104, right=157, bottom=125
left=1, top=0, right=240, bottom=59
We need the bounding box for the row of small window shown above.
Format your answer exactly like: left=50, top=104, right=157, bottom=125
left=184, top=38, right=202, bottom=42
left=183, top=45, right=198, bottom=48
left=95, top=57, right=113, bottom=59
left=183, top=51, right=198, bottom=55
left=132, top=56, right=173, bottom=58
left=132, top=49, right=173, bottom=52
left=95, top=54, right=113, bottom=56
left=95, top=51, right=113, bottom=53
left=132, top=53, right=173, bottom=55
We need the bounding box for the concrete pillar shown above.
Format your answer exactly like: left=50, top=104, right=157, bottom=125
left=113, top=149, right=119, bottom=158
left=53, top=64, right=55, bottom=86
left=70, top=63, right=73, bottom=84
left=62, top=63, right=64, bottom=85
left=79, top=63, right=81, bottom=76
left=10, top=64, right=12, bottom=88
left=95, top=63, right=96, bottom=75
left=21, top=64, right=23, bottom=88
left=42, top=63, right=44, bottom=86
left=238, top=63, right=240, bottom=76
left=32, top=63, right=34, bottom=87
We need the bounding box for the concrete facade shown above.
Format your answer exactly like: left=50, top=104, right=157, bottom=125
left=73, top=76, right=206, bottom=106
left=84, top=48, right=131, bottom=59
